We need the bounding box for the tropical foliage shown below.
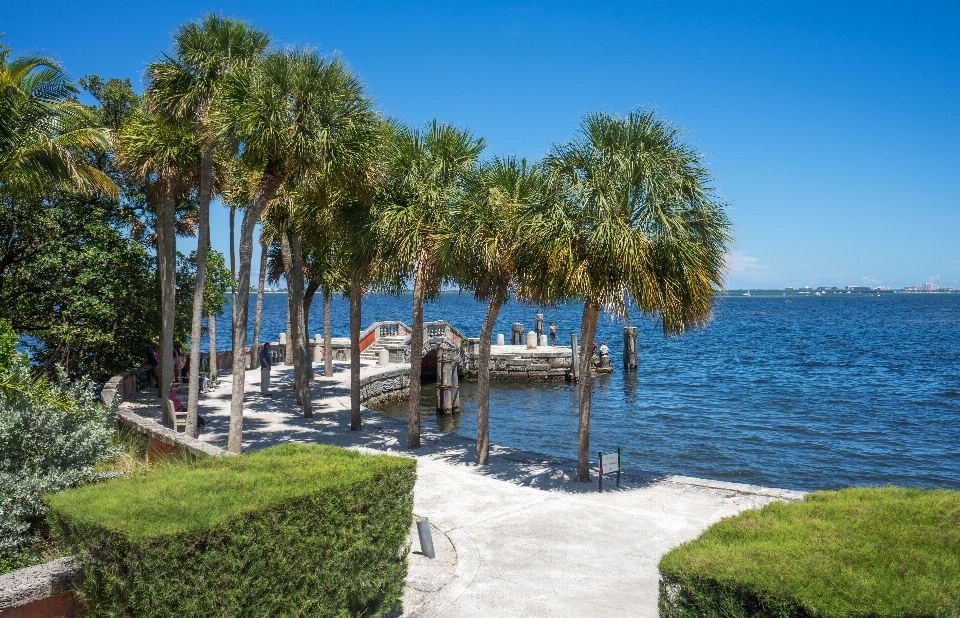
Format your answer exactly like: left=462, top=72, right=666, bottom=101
left=0, top=361, right=118, bottom=574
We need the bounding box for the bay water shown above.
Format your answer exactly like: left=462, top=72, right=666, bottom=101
left=208, top=292, right=960, bottom=491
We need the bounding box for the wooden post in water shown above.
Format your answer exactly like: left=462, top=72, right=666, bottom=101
left=452, top=361, right=460, bottom=412
left=436, top=350, right=459, bottom=415
left=623, top=326, right=638, bottom=371
left=570, top=333, right=580, bottom=381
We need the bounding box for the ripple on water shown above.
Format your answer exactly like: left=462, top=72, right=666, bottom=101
left=234, top=292, right=960, bottom=492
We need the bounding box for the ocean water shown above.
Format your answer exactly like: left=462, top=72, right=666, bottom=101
left=209, top=292, right=960, bottom=492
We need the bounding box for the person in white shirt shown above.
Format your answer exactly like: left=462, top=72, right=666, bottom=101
left=599, top=341, right=609, bottom=357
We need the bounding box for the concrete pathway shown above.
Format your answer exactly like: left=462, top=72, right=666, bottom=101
left=128, top=361, right=802, bottom=617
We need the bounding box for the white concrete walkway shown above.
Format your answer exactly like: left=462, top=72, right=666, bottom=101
left=128, top=361, right=802, bottom=617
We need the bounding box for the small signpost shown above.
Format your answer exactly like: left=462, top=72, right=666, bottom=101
left=598, top=448, right=621, bottom=493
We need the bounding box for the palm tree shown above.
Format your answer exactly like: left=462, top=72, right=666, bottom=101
left=536, top=110, right=731, bottom=482
left=377, top=121, right=484, bottom=449
left=146, top=14, right=268, bottom=437
left=217, top=48, right=376, bottom=452
left=0, top=44, right=116, bottom=198
left=116, top=108, right=200, bottom=424
left=453, top=157, right=546, bottom=464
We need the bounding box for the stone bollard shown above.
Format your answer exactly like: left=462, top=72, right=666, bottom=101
left=278, top=332, right=287, bottom=365
left=623, top=326, right=638, bottom=371
left=539, top=333, right=548, bottom=347
left=313, top=337, right=323, bottom=363
left=526, top=330, right=538, bottom=349
left=571, top=333, right=580, bottom=381
left=496, top=333, right=505, bottom=346
left=511, top=323, right=525, bottom=345
left=379, top=348, right=389, bottom=367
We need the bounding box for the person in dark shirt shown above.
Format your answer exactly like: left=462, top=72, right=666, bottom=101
left=260, top=342, right=272, bottom=396
left=146, top=345, right=160, bottom=393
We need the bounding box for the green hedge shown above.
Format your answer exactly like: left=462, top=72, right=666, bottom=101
left=46, top=444, right=416, bottom=617
left=658, top=487, right=960, bottom=618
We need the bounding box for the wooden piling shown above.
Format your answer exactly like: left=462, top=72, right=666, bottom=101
left=623, top=326, right=638, bottom=371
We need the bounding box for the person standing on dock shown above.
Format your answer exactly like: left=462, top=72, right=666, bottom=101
left=260, top=342, right=273, bottom=397
left=549, top=322, right=557, bottom=346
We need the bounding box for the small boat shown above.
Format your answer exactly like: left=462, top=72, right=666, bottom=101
left=743, top=291, right=751, bottom=296
left=784, top=299, right=792, bottom=303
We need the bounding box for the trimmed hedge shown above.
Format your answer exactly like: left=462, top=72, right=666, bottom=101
left=46, top=444, right=416, bottom=617
left=658, top=487, right=960, bottom=618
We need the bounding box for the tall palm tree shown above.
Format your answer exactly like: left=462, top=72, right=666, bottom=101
left=534, top=110, right=731, bottom=482
left=146, top=14, right=268, bottom=437
left=116, top=108, right=200, bottom=424
left=217, top=48, right=376, bottom=452
left=0, top=45, right=116, bottom=198
left=378, top=120, right=484, bottom=449
left=453, top=157, right=546, bottom=464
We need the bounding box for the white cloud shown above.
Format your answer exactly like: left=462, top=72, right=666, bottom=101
left=724, top=252, right=771, bottom=287
left=725, top=252, right=767, bottom=274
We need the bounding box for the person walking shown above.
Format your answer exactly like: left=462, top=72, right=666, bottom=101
left=548, top=322, right=557, bottom=346
left=173, top=342, right=185, bottom=382
left=146, top=344, right=160, bottom=396
left=260, top=342, right=273, bottom=397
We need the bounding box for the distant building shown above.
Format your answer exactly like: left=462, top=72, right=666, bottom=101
left=922, top=283, right=940, bottom=292
left=877, top=286, right=891, bottom=291
left=846, top=286, right=873, bottom=292
left=816, top=286, right=840, bottom=292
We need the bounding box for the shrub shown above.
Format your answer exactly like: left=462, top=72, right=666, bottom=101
left=658, top=487, right=960, bottom=618
left=0, top=318, right=15, bottom=370
left=0, top=363, right=117, bottom=574
left=47, top=444, right=416, bottom=617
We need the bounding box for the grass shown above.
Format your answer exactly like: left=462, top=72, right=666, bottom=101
left=659, top=487, right=960, bottom=617
left=47, top=443, right=413, bottom=542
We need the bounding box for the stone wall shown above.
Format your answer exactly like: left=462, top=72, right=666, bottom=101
left=359, top=366, right=410, bottom=408
left=461, top=343, right=574, bottom=381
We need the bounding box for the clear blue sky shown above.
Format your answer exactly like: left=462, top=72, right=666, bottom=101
left=6, top=1, right=959, bottom=289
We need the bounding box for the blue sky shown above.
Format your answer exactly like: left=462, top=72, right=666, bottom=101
left=6, top=1, right=959, bottom=288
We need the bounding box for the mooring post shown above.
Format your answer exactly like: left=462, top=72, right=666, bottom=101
left=623, top=327, right=638, bottom=371
left=535, top=313, right=544, bottom=338
left=526, top=330, right=538, bottom=349
left=571, top=333, right=580, bottom=381
left=452, top=362, right=460, bottom=412
left=496, top=333, right=505, bottom=346
left=512, top=323, right=524, bottom=345
left=278, top=332, right=287, bottom=365
left=313, top=333, right=323, bottom=363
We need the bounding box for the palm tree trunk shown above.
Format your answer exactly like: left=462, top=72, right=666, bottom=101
left=350, top=276, right=362, bottom=431
left=157, top=191, right=176, bottom=427
left=290, top=232, right=311, bottom=416
left=229, top=204, right=237, bottom=343
left=228, top=170, right=283, bottom=454
left=576, top=300, right=602, bottom=482
left=408, top=257, right=428, bottom=449
left=208, top=314, right=217, bottom=382
left=279, top=232, right=303, bottom=407
left=250, top=239, right=268, bottom=369
left=476, top=284, right=506, bottom=465
left=304, top=279, right=319, bottom=383
left=186, top=139, right=215, bottom=437
left=323, top=285, right=332, bottom=377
